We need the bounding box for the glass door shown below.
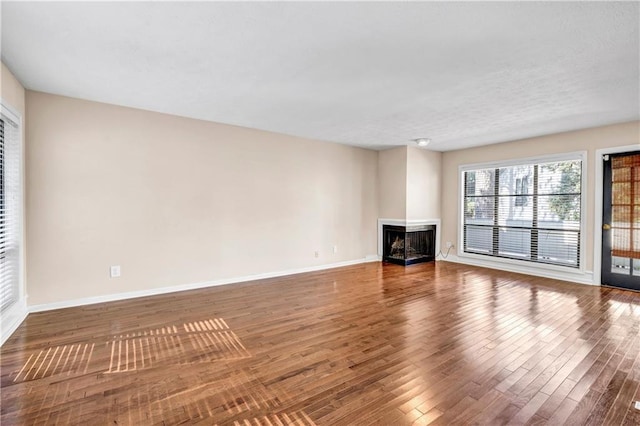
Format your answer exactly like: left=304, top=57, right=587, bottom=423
left=602, top=151, right=640, bottom=291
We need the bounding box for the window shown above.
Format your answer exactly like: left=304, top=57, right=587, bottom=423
left=0, top=106, right=22, bottom=314
left=462, top=155, right=583, bottom=268
left=515, top=176, right=529, bottom=207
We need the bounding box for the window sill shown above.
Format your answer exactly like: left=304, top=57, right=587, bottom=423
left=448, top=251, right=594, bottom=285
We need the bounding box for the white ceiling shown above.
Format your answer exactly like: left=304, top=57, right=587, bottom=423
left=1, top=2, right=638, bottom=151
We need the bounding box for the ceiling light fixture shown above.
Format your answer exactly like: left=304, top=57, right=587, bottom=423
left=413, top=138, right=431, bottom=147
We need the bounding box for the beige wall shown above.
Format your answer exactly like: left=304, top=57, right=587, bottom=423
left=406, top=146, right=441, bottom=220
left=441, top=121, right=640, bottom=269
left=378, top=146, right=407, bottom=219
left=378, top=145, right=442, bottom=222
left=1, top=63, right=26, bottom=114
left=26, top=91, right=379, bottom=306
left=20, top=84, right=637, bottom=307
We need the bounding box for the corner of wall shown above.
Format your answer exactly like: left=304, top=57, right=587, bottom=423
left=1, top=62, right=26, bottom=113
left=405, top=146, right=442, bottom=222
left=377, top=146, right=408, bottom=219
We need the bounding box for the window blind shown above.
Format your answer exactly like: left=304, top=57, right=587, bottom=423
left=611, top=153, right=640, bottom=259
left=463, top=158, right=582, bottom=268
left=0, top=113, right=21, bottom=313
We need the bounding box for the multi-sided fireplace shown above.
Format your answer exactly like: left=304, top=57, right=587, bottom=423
left=383, top=224, right=436, bottom=266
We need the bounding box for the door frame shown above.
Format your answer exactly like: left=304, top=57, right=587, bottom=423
left=594, top=144, right=640, bottom=286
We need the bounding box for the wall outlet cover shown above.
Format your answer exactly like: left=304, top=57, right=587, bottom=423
left=110, top=265, right=121, bottom=278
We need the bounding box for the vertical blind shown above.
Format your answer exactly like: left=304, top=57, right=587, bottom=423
left=463, top=158, right=582, bottom=268
left=0, top=113, right=21, bottom=313
left=611, top=153, right=640, bottom=259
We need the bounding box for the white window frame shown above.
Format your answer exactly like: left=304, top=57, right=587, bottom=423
left=1, top=99, right=26, bottom=346
left=458, top=151, right=587, bottom=276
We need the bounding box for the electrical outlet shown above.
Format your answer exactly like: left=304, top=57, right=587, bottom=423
left=333, top=245, right=338, bottom=254
left=110, top=265, right=121, bottom=278
left=314, top=251, right=319, bottom=258
left=446, top=241, right=454, bottom=248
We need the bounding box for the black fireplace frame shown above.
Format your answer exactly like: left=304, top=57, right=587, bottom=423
left=382, top=224, right=436, bottom=266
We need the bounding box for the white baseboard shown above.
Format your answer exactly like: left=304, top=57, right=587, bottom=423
left=1, top=299, right=29, bottom=346
left=443, top=254, right=596, bottom=286
left=28, top=256, right=380, bottom=313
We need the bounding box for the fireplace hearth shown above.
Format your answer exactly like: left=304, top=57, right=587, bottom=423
left=383, top=224, right=436, bottom=266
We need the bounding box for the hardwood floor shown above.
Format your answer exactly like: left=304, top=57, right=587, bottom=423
left=2, top=261, right=640, bottom=425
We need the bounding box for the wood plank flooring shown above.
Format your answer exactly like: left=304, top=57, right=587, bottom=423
left=2, top=261, right=640, bottom=425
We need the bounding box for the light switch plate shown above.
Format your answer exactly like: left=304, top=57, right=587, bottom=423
left=110, top=265, right=121, bottom=278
